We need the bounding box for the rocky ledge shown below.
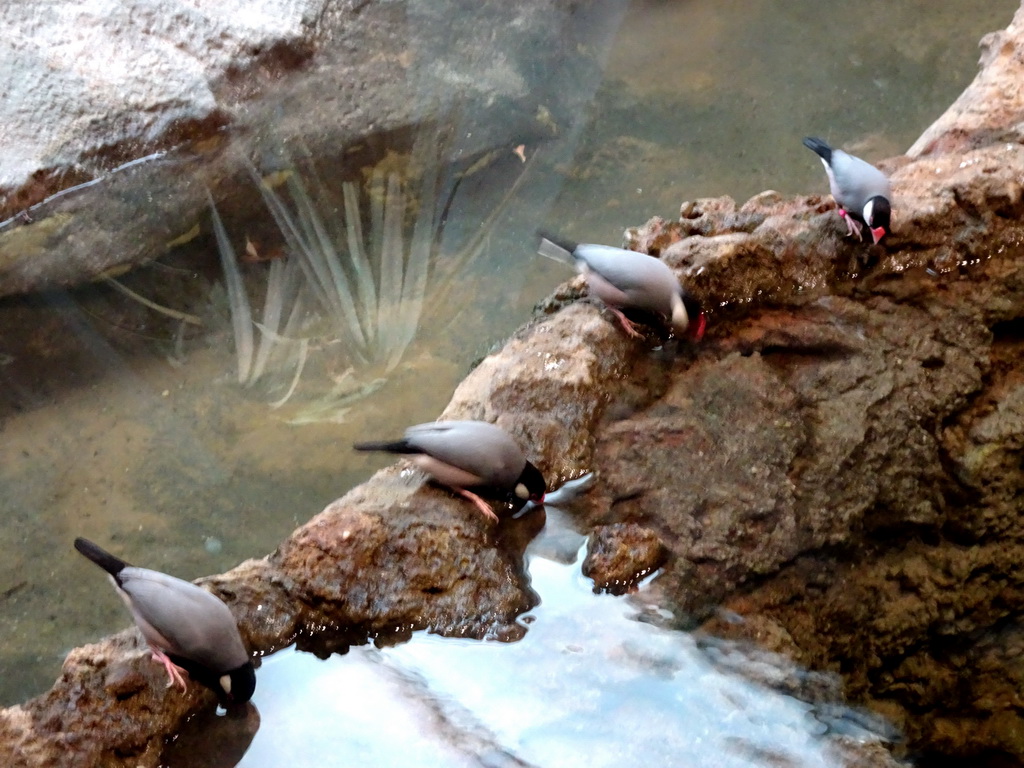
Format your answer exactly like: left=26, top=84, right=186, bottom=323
left=2, top=2, right=1024, bottom=767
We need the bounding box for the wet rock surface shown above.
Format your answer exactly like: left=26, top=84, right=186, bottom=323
left=272, top=474, right=539, bottom=652
left=2, top=3, right=1024, bottom=767
left=585, top=292, right=991, bottom=614
left=581, top=523, right=668, bottom=595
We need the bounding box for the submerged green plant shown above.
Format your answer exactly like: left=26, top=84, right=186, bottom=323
left=207, top=191, right=254, bottom=385
left=211, top=129, right=533, bottom=421
left=254, top=167, right=426, bottom=374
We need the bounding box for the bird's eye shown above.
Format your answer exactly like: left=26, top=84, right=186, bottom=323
left=515, top=483, right=529, bottom=499
left=220, top=674, right=232, bottom=694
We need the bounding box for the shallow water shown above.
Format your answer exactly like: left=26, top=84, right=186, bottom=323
left=164, top=522, right=885, bottom=768
left=0, top=0, right=1016, bottom=728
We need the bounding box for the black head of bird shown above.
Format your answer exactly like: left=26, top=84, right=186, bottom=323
left=862, top=195, right=891, bottom=244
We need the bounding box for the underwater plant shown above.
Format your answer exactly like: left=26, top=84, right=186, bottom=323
left=211, top=130, right=532, bottom=422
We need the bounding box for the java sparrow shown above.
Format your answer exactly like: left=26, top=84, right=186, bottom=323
left=354, top=420, right=546, bottom=522
left=74, top=537, right=256, bottom=705
left=803, top=137, right=892, bottom=244
left=537, top=234, right=706, bottom=340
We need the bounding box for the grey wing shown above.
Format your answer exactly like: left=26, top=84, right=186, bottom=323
left=120, top=568, right=248, bottom=671
left=575, top=245, right=678, bottom=314
left=829, top=151, right=891, bottom=211
left=404, top=421, right=524, bottom=486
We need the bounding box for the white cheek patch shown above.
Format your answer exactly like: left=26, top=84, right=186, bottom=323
left=863, top=199, right=875, bottom=226
left=220, top=674, right=232, bottom=694
left=515, top=483, right=529, bottom=500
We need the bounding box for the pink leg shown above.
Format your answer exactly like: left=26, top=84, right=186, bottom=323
left=838, top=208, right=862, bottom=240
left=150, top=647, right=189, bottom=692
left=607, top=306, right=644, bottom=338
left=454, top=488, right=499, bottom=522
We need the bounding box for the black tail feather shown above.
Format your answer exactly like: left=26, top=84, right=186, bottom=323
left=802, top=136, right=832, bottom=163
left=353, top=439, right=418, bottom=454
left=74, top=537, right=128, bottom=577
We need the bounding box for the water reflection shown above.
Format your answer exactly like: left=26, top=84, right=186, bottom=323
left=162, top=704, right=261, bottom=768
left=172, top=526, right=888, bottom=768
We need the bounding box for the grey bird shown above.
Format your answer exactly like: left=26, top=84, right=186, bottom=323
left=74, top=537, right=256, bottom=706
left=803, top=137, right=892, bottom=244
left=537, top=234, right=706, bottom=340
left=354, top=420, right=546, bottom=521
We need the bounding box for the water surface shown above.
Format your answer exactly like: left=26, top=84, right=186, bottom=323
left=166, top=525, right=885, bottom=768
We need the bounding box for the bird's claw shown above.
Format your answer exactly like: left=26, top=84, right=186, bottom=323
left=610, top=307, right=644, bottom=338
left=838, top=208, right=863, bottom=241
left=455, top=488, right=500, bottom=523
left=151, top=648, right=189, bottom=692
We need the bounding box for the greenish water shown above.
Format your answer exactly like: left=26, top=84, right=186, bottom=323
left=0, top=1, right=1016, bottom=760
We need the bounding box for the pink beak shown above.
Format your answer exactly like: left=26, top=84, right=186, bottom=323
left=871, top=226, right=886, bottom=244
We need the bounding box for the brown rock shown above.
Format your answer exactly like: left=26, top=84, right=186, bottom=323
left=582, top=523, right=668, bottom=594
left=273, top=475, right=537, bottom=653
left=909, top=3, right=1024, bottom=157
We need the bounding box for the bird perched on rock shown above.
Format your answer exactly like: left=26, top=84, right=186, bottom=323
left=74, top=537, right=256, bottom=706
left=537, top=234, right=706, bottom=340
left=354, top=420, right=546, bottom=521
left=803, top=137, right=892, bottom=244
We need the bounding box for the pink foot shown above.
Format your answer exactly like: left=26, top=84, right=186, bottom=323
left=838, top=208, right=863, bottom=241
left=454, top=488, right=499, bottom=522
left=608, top=307, right=644, bottom=338
left=151, top=647, right=188, bottom=692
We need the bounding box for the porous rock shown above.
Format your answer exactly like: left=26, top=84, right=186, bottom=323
left=272, top=472, right=539, bottom=653
left=581, top=522, right=668, bottom=594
